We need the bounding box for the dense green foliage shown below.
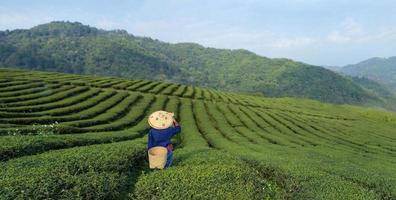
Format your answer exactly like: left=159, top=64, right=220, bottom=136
left=0, top=68, right=396, bottom=199
left=350, top=76, right=396, bottom=110
left=1, top=139, right=146, bottom=199
left=342, top=57, right=396, bottom=92
left=130, top=149, right=278, bottom=200
left=0, top=21, right=391, bottom=107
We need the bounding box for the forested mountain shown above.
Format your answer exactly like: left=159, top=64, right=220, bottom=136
left=0, top=21, right=393, bottom=109
left=349, top=76, right=396, bottom=110
left=342, top=57, right=396, bottom=92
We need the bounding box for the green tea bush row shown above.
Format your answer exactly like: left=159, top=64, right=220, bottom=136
left=227, top=93, right=251, bottom=105
left=225, top=93, right=240, bottom=104
left=62, top=93, right=141, bottom=128
left=135, top=81, right=160, bottom=92
left=201, top=88, right=212, bottom=100
left=112, top=80, right=139, bottom=90
left=164, top=96, right=179, bottom=118
left=148, top=82, right=171, bottom=94
left=88, top=78, right=114, bottom=86
left=0, top=93, right=130, bottom=135
left=216, top=91, right=231, bottom=102
left=82, top=95, right=157, bottom=132
left=221, top=91, right=236, bottom=102
left=2, top=86, right=86, bottom=107
left=0, top=79, right=10, bottom=84
left=192, top=100, right=247, bottom=152
left=0, top=81, right=45, bottom=93
left=224, top=104, right=292, bottom=146
left=206, top=89, right=220, bottom=100
left=0, top=123, right=23, bottom=128
left=42, top=90, right=119, bottom=116
left=214, top=103, right=276, bottom=145
left=127, top=80, right=151, bottom=91
left=271, top=111, right=343, bottom=144
left=182, top=86, right=194, bottom=98
left=0, top=80, right=31, bottom=88
left=240, top=106, right=315, bottom=147
left=0, top=84, right=66, bottom=103
left=160, top=83, right=179, bottom=95
left=172, top=85, right=186, bottom=96
left=275, top=110, right=395, bottom=155
left=204, top=102, right=255, bottom=146
left=0, top=130, right=145, bottom=161
left=0, top=84, right=61, bottom=98
left=163, top=96, right=182, bottom=145
left=0, top=89, right=102, bottom=113
left=0, top=91, right=123, bottom=125
left=256, top=108, right=323, bottom=147
left=130, top=148, right=274, bottom=200
left=0, top=111, right=39, bottom=118
left=0, top=140, right=147, bottom=200
left=216, top=103, right=243, bottom=126
left=95, top=80, right=125, bottom=88
left=193, top=87, right=203, bottom=99
left=124, top=95, right=169, bottom=133
left=204, top=102, right=272, bottom=152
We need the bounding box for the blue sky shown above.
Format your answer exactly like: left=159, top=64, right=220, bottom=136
left=1, top=0, right=396, bottom=66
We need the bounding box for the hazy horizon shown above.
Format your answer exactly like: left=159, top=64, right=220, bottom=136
left=1, top=0, right=396, bottom=66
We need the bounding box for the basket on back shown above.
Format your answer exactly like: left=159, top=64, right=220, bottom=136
left=148, top=146, right=168, bottom=169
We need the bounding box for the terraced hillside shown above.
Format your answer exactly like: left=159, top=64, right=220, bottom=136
left=0, top=68, right=395, bottom=199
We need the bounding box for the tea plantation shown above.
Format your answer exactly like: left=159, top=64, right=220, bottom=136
left=0, top=68, right=395, bottom=199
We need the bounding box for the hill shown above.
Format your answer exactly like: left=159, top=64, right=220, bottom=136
left=342, top=57, right=396, bottom=92
left=0, top=68, right=395, bottom=199
left=350, top=76, right=396, bottom=110
left=0, top=21, right=388, bottom=107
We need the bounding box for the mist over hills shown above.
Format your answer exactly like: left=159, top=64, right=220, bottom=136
left=0, top=21, right=394, bottom=110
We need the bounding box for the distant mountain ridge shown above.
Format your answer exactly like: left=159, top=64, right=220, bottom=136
left=0, top=21, right=394, bottom=110
left=341, top=56, right=396, bottom=92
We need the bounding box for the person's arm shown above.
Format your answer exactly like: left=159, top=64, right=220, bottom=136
left=173, top=118, right=179, bottom=127
left=171, top=118, right=181, bottom=136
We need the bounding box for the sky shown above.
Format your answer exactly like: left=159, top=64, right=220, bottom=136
left=0, top=0, right=396, bottom=66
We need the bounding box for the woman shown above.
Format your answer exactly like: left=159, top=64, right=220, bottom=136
left=147, top=111, right=181, bottom=168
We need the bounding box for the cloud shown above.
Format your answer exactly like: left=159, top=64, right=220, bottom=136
left=126, top=18, right=316, bottom=51
left=326, top=17, right=363, bottom=44
left=374, top=28, right=396, bottom=41
left=327, top=31, right=351, bottom=44
left=326, top=17, right=396, bottom=45
left=342, top=17, right=363, bottom=35
left=271, top=37, right=315, bottom=49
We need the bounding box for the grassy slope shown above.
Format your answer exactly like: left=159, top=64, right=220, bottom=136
left=0, top=68, right=395, bottom=199
left=0, top=21, right=388, bottom=107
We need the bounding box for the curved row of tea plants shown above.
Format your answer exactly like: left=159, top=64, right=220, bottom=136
left=0, top=68, right=395, bottom=199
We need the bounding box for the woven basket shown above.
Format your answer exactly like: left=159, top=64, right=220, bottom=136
left=148, top=146, right=168, bottom=169
left=148, top=110, right=174, bottom=130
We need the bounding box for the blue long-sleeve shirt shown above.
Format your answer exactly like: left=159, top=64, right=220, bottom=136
left=147, top=126, right=181, bottom=150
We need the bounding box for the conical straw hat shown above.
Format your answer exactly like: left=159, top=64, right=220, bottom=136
left=148, top=146, right=168, bottom=169
left=148, top=110, right=174, bottom=130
